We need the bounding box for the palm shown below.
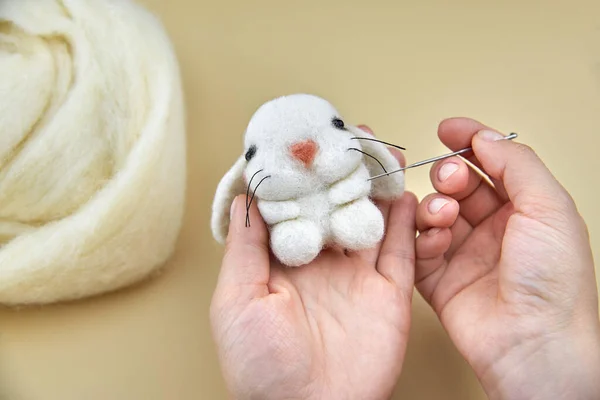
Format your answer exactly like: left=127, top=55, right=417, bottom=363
left=231, top=255, right=410, bottom=399
left=419, top=203, right=543, bottom=374
left=211, top=193, right=417, bottom=400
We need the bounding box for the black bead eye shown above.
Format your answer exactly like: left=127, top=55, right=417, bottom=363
left=245, top=145, right=257, bottom=161
left=332, top=117, right=345, bottom=130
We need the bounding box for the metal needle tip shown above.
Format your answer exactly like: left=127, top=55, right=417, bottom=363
left=368, top=132, right=519, bottom=181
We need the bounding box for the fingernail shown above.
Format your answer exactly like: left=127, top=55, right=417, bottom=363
left=438, top=162, right=459, bottom=182
left=428, top=198, right=449, bottom=214
left=230, top=197, right=239, bottom=220
left=428, top=227, right=441, bottom=236
left=478, top=130, right=504, bottom=142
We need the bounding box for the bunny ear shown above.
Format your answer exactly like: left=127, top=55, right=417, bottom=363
left=211, top=155, right=247, bottom=244
left=348, top=126, right=405, bottom=200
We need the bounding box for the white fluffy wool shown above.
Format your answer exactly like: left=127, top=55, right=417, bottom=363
left=0, top=0, right=186, bottom=305
left=211, top=94, right=404, bottom=267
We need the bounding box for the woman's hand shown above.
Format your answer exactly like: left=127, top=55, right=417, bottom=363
left=210, top=127, right=417, bottom=400
left=415, top=118, right=600, bottom=399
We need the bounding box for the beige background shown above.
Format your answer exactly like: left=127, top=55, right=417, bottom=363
left=1, top=0, right=599, bottom=399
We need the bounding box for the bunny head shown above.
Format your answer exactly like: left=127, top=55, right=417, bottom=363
left=211, top=93, right=405, bottom=263
left=242, top=94, right=372, bottom=201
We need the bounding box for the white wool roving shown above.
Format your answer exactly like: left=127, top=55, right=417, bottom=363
left=211, top=94, right=404, bottom=267
left=0, top=0, right=186, bottom=305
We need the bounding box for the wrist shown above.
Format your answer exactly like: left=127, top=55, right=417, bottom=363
left=480, top=323, right=600, bottom=400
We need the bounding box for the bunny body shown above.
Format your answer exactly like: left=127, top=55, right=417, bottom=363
left=211, top=94, right=405, bottom=267
left=258, top=162, right=383, bottom=266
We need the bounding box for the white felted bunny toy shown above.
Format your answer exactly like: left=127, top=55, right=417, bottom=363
left=211, top=94, right=405, bottom=267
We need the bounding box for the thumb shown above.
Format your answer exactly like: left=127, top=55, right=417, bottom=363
left=217, top=194, right=270, bottom=297
left=472, top=130, right=576, bottom=221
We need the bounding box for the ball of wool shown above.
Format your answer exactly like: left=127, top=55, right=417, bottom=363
left=0, top=0, right=186, bottom=306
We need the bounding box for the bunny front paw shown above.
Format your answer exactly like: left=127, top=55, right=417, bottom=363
left=330, top=197, right=384, bottom=250
left=270, top=220, right=324, bottom=267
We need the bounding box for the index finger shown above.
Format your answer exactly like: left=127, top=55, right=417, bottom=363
left=438, top=117, right=509, bottom=200
left=438, top=117, right=493, bottom=169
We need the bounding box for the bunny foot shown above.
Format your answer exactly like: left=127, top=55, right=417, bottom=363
left=270, top=219, right=324, bottom=267
left=330, top=197, right=384, bottom=250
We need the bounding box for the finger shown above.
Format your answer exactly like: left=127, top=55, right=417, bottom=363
left=387, top=147, right=406, bottom=168
left=416, top=194, right=460, bottom=232
left=430, top=213, right=507, bottom=315
left=416, top=228, right=452, bottom=260
left=446, top=215, right=473, bottom=258
left=430, top=157, right=503, bottom=226
left=357, top=124, right=374, bottom=134
left=437, top=117, right=489, bottom=169
left=218, top=195, right=270, bottom=299
left=471, top=130, right=577, bottom=224
left=416, top=193, right=473, bottom=259
left=438, top=118, right=509, bottom=201
left=415, top=228, right=452, bottom=302
left=377, top=191, right=418, bottom=293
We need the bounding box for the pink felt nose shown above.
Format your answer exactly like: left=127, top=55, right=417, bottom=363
left=290, top=139, right=318, bottom=167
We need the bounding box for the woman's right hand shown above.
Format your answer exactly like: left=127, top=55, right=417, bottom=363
left=415, top=117, right=600, bottom=399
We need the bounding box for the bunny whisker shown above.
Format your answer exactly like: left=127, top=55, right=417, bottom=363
left=347, top=148, right=387, bottom=173
left=246, top=174, right=272, bottom=228
left=350, top=137, right=406, bottom=151
left=246, top=169, right=263, bottom=225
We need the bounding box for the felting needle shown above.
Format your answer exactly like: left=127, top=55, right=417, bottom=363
left=368, top=132, right=518, bottom=181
